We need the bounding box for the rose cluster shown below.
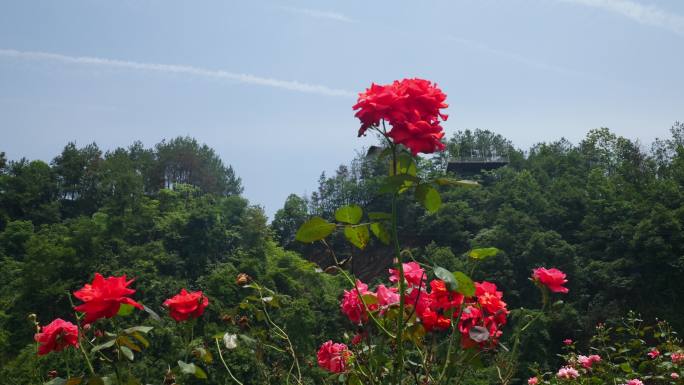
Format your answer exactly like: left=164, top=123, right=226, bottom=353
left=337, top=263, right=509, bottom=353
left=353, top=78, right=448, bottom=155
left=34, top=273, right=210, bottom=355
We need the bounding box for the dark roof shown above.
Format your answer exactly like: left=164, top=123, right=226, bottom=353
left=447, top=160, right=509, bottom=174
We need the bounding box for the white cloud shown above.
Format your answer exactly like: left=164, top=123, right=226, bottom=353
left=0, top=48, right=355, bottom=97
left=558, top=0, right=684, bottom=35
left=276, top=6, right=356, bottom=23
left=446, top=36, right=583, bottom=76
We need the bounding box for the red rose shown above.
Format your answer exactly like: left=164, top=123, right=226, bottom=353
left=34, top=318, right=79, bottom=355
left=647, top=348, right=660, bottom=359
left=340, top=280, right=375, bottom=325
left=475, top=281, right=508, bottom=315
left=389, top=261, right=426, bottom=288
left=317, top=340, right=351, bottom=373
left=532, top=267, right=569, bottom=293
left=419, top=308, right=451, bottom=332
left=353, top=78, right=448, bottom=155
left=456, top=281, right=509, bottom=348
left=163, top=288, right=209, bottom=322
left=73, top=273, right=143, bottom=324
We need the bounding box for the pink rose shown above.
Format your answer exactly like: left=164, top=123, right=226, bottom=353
left=532, top=267, right=569, bottom=293
left=556, top=366, right=579, bottom=379
left=317, top=341, right=351, bottom=373
left=389, top=262, right=425, bottom=288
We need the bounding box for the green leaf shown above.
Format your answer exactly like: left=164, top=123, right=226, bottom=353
left=142, top=305, right=161, bottom=321
left=130, top=332, right=149, bottom=348
left=335, top=205, right=363, bottom=224
left=91, top=339, right=116, bottom=353
left=119, top=345, right=134, bottom=361
left=370, top=222, right=390, bottom=245
left=117, top=336, right=141, bottom=352
left=620, top=362, right=632, bottom=373
left=117, top=304, right=134, bottom=316
left=344, top=225, right=370, bottom=250
left=415, top=185, right=441, bottom=213
left=295, top=217, right=336, bottom=243
left=194, top=348, right=212, bottom=364
left=44, top=378, right=67, bottom=385
left=434, top=266, right=458, bottom=291
left=193, top=366, right=208, bottom=379
left=453, top=271, right=475, bottom=297
left=469, top=325, right=490, bottom=343
left=66, top=378, right=83, bottom=385
left=435, top=178, right=479, bottom=188
left=178, top=361, right=207, bottom=379
left=378, top=175, right=419, bottom=194
left=178, top=360, right=196, bottom=374
left=123, top=325, right=153, bottom=335
left=467, top=247, right=500, bottom=260
left=391, top=153, right=417, bottom=177
left=368, top=212, right=391, bottom=220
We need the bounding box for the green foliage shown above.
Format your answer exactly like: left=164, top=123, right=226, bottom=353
left=0, top=138, right=345, bottom=384
left=295, top=217, right=336, bottom=243
left=335, top=205, right=363, bottom=225
left=275, top=124, right=684, bottom=379
left=531, top=312, right=684, bottom=385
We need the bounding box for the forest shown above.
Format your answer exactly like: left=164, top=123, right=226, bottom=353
left=1, top=121, right=684, bottom=384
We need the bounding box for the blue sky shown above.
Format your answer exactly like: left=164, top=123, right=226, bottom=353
left=1, top=0, right=683, bottom=218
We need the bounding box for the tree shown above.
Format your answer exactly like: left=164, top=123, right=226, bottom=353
left=272, top=194, right=308, bottom=246
left=153, top=137, right=243, bottom=196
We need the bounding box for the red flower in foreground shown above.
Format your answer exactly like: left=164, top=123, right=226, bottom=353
left=353, top=78, right=448, bottom=155
left=340, top=280, right=375, bottom=325
left=34, top=318, right=79, bottom=355
left=647, top=348, right=660, bottom=359
left=457, top=281, right=509, bottom=348
left=317, top=340, right=351, bottom=373
left=389, top=261, right=426, bottom=288
left=532, top=267, right=569, bottom=293
left=163, top=289, right=209, bottom=322
left=73, top=273, right=143, bottom=324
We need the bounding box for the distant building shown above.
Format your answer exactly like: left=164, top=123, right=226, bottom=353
left=447, top=158, right=509, bottom=175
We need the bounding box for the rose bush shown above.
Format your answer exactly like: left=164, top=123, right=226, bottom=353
left=294, top=79, right=571, bottom=384
left=22, top=78, right=682, bottom=385
left=530, top=312, right=683, bottom=385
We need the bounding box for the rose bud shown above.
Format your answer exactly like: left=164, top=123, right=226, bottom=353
left=236, top=273, right=252, bottom=286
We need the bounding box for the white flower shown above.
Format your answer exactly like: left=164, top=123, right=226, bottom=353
left=223, top=333, right=238, bottom=350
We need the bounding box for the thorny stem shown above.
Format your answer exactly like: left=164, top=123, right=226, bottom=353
left=215, top=338, right=244, bottom=385
left=374, top=124, right=407, bottom=384
left=511, top=286, right=549, bottom=357
left=66, top=292, right=96, bottom=376
left=437, top=304, right=465, bottom=383
left=388, top=138, right=409, bottom=385
left=255, top=285, right=302, bottom=384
